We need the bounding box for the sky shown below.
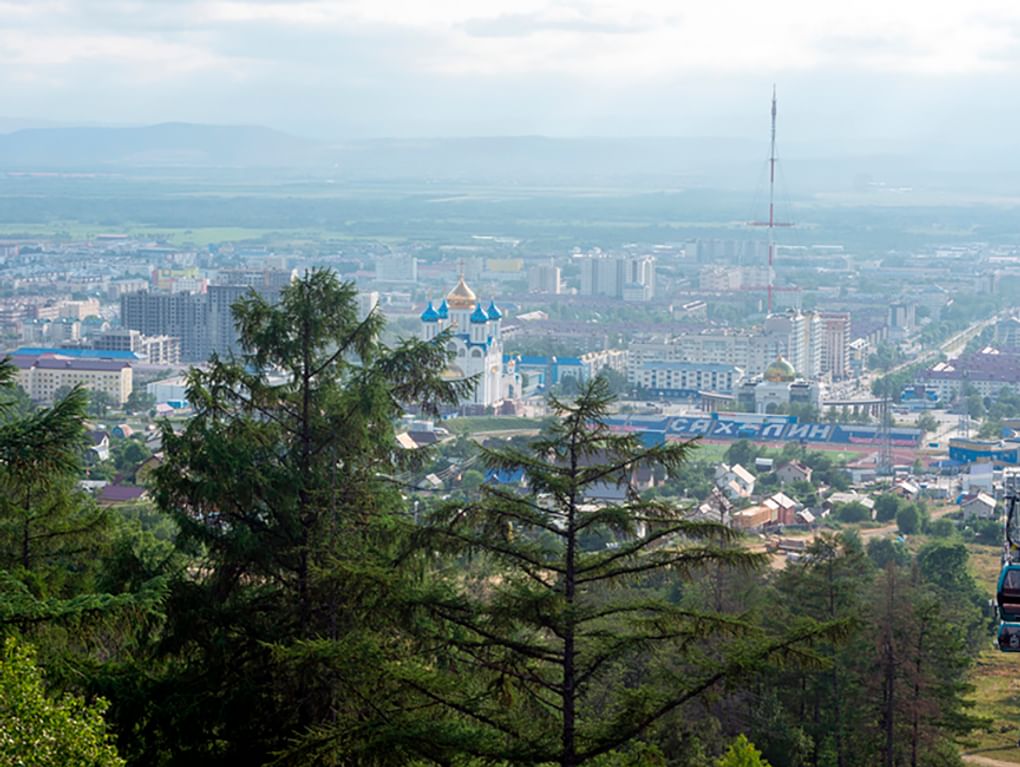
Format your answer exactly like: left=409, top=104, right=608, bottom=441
left=3, top=0, right=1020, bottom=146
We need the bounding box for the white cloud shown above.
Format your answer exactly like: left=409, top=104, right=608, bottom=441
left=2, top=0, right=1020, bottom=137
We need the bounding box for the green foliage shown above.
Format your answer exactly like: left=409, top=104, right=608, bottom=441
left=928, top=517, right=958, bottom=538
left=866, top=538, right=911, bottom=568
left=0, top=637, right=124, bottom=767
left=458, top=468, right=484, bottom=494
left=124, top=388, right=155, bottom=415
left=87, top=390, right=114, bottom=418
left=964, top=517, right=1002, bottom=545
left=596, top=368, right=630, bottom=397
left=868, top=342, right=904, bottom=373
left=896, top=504, right=921, bottom=534
left=834, top=501, right=870, bottom=523
left=410, top=378, right=833, bottom=766
left=138, top=269, right=469, bottom=765
left=723, top=440, right=760, bottom=469
left=715, top=735, right=772, bottom=767
left=916, top=412, right=939, bottom=434
left=874, top=493, right=901, bottom=523
left=916, top=541, right=979, bottom=600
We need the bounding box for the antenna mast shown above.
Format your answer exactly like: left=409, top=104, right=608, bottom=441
left=767, top=84, right=777, bottom=315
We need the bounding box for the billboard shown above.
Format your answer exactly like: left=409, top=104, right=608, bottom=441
left=606, top=413, right=922, bottom=448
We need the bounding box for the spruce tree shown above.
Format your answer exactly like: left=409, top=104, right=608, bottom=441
left=0, top=360, right=125, bottom=625
left=140, top=269, right=469, bottom=765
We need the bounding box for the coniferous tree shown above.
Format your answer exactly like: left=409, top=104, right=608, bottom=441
left=0, top=360, right=128, bottom=626
left=136, top=269, right=469, bottom=765
left=768, top=533, right=872, bottom=767
left=402, top=378, right=834, bottom=766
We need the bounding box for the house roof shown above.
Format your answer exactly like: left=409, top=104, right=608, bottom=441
left=14, top=346, right=139, bottom=361
left=19, top=354, right=130, bottom=372
left=420, top=301, right=439, bottom=322
left=828, top=491, right=875, bottom=509
left=395, top=433, right=418, bottom=450
left=731, top=464, right=755, bottom=485
left=407, top=430, right=440, bottom=446
left=98, top=485, right=147, bottom=504
left=781, top=460, right=811, bottom=475
left=485, top=467, right=526, bottom=485
left=87, top=430, right=109, bottom=446
left=896, top=480, right=920, bottom=495
left=765, top=492, right=799, bottom=511
left=965, top=492, right=997, bottom=508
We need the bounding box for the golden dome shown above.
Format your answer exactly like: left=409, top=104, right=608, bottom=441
left=764, top=356, right=796, bottom=383
left=446, top=275, right=477, bottom=310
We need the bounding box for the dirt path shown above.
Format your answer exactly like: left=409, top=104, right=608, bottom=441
left=858, top=504, right=957, bottom=540
left=963, top=755, right=1020, bottom=767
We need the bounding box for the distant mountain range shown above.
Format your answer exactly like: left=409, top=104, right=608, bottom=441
left=0, top=123, right=318, bottom=168
left=0, top=121, right=1018, bottom=197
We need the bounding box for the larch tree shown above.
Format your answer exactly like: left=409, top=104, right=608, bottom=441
left=402, top=377, right=835, bottom=766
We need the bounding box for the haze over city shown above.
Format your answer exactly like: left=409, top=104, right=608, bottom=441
left=4, top=3, right=1020, bottom=766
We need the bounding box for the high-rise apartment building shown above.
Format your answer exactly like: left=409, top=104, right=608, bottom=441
left=528, top=264, right=561, bottom=294
left=580, top=255, right=655, bottom=300
left=92, top=329, right=181, bottom=365
left=121, top=292, right=208, bottom=362
left=763, top=311, right=822, bottom=380
left=375, top=255, right=419, bottom=283
left=819, top=312, right=852, bottom=380
left=121, top=269, right=293, bottom=362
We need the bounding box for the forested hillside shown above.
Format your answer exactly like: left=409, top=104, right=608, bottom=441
left=0, top=270, right=1001, bottom=766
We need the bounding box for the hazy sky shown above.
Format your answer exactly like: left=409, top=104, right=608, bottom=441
left=4, top=0, right=1020, bottom=144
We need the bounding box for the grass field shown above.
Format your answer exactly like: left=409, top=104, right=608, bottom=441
left=687, top=440, right=865, bottom=466
left=964, top=649, right=1020, bottom=763
left=963, top=543, right=1020, bottom=763
left=445, top=416, right=545, bottom=435
left=0, top=223, right=408, bottom=247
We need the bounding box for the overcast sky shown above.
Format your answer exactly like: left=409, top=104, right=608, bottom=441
left=4, top=0, right=1020, bottom=146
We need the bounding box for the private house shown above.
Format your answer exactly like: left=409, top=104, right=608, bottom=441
left=715, top=463, right=756, bottom=500
left=961, top=492, right=997, bottom=520
left=776, top=460, right=812, bottom=486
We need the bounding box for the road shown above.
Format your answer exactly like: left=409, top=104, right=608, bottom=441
left=850, top=310, right=1007, bottom=400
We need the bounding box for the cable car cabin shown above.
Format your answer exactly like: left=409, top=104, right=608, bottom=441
left=998, top=622, right=1020, bottom=653
left=997, top=565, right=1020, bottom=622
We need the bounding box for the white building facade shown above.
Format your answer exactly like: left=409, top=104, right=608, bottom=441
left=421, top=276, right=519, bottom=411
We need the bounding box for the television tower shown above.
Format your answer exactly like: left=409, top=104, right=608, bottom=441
left=766, top=85, right=777, bottom=315
left=749, top=86, right=792, bottom=314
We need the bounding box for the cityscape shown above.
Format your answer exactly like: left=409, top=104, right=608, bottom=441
left=4, top=2, right=1020, bottom=766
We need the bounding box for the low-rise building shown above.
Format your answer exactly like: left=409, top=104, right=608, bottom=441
left=634, top=360, right=744, bottom=398
left=715, top=463, right=756, bottom=499
left=146, top=375, right=189, bottom=405
left=776, top=460, right=813, bottom=486
left=13, top=352, right=132, bottom=405
left=917, top=348, right=1020, bottom=400
left=962, top=492, right=997, bottom=520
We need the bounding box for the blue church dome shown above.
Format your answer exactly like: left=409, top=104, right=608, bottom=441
left=437, top=299, right=449, bottom=319
left=470, top=302, right=489, bottom=323
left=486, top=300, right=503, bottom=320
left=420, top=301, right=439, bottom=322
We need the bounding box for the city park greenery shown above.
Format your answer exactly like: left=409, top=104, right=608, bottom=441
left=0, top=269, right=1002, bottom=766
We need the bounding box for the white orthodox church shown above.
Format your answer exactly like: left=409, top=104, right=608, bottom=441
left=420, top=275, right=519, bottom=412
